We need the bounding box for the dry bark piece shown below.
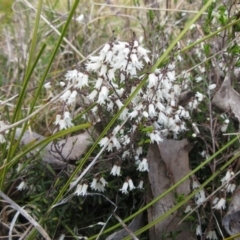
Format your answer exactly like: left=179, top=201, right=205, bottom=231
left=15, top=128, right=93, bottom=168
left=147, top=139, right=195, bottom=240
left=106, top=213, right=144, bottom=240
left=222, top=186, right=240, bottom=239
left=212, top=73, right=240, bottom=122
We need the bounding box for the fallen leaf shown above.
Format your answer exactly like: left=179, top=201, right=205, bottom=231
left=147, top=139, right=194, bottom=239
left=212, top=73, right=240, bottom=121
left=222, top=186, right=240, bottom=239
left=15, top=128, right=93, bottom=168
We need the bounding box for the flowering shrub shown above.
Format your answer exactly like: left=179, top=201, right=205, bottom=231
left=50, top=38, right=205, bottom=197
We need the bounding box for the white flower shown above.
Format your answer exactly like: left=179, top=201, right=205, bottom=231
left=105, top=50, right=114, bottom=63
left=206, top=230, right=218, bottom=240
left=76, top=14, right=84, bottom=23
left=137, top=158, right=149, bottom=172
left=16, top=181, right=28, bottom=191
left=60, top=90, right=71, bottom=102
left=86, top=60, right=101, bottom=72
left=199, top=66, right=205, bottom=73
left=100, top=64, right=107, bottom=76
left=196, top=225, right=202, bottom=236
left=195, top=92, right=204, bottom=101
left=98, top=86, right=109, bottom=104
left=113, top=125, right=121, bottom=134
left=225, top=169, right=233, bottom=181
left=142, top=111, right=149, bottom=118
left=195, top=76, right=203, bottom=82
left=67, top=90, right=78, bottom=105
left=212, top=197, right=219, bottom=205
left=158, top=111, right=168, bottom=125
left=110, top=164, right=121, bottom=176
left=95, top=77, right=103, bottom=89
left=59, top=81, right=66, bottom=87
left=96, top=183, right=105, bottom=192
left=64, top=111, right=73, bottom=128
left=91, top=177, right=107, bottom=192
left=115, top=99, right=124, bottom=109
left=192, top=180, right=199, bottom=189
left=208, top=84, right=216, bottom=90
left=136, top=146, right=143, bottom=156
left=137, top=46, right=150, bottom=64
left=111, top=136, right=121, bottom=150
left=122, top=150, right=130, bottom=159
left=148, top=131, right=163, bottom=144
left=75, top=183, right=88, bottom=196
left=212, top=197, right=226, bottom=210
left=188, top=99, right=198, bottom=109
left=90, top=178, right=97, bottom=190
left=107, top=101, right=114, bottom=111
left=130, top=53, right=138, bottom=64
left=99, top=43, right=111, bottom=61
left=227, top=183, right=236, bottom=193
left=78, top=73, right=89, bottom=88
left=195, top=189, right=206, bottom=205
left=99, top=137, right=109, bottom=148
left=192, top=123, right=200, bottom=134
left=121, top=137, right=129, bottom=147
left=116, top=88, right=124, bottom=96
left=88, top=89, right=98, bottom=101
left=74, top=184, right=82, bottom=195
left=137, top=180, right=144, bottom=189
left=190, top=24, right=196, bottom=30
left=167, top=71, right=175, bottom=81
left=119, top=181, right=129, bottom=194
left=119, top=108, right=129, bottom=120
left=102, top=43, right=111, bottom=53
left=129, top=110, right=138, bottom=119
left=59, top=119, right=67, bottom=130
left=65, top=69, right=79, bottom=81
left=148, top=73, right=157, bottom=88
left=17, top=163, right=23, bottom=172
left=148, top=104, right=156, bottom=117
left=221, top=169, right=234, bottom=184
left=184, top=205, right=192, bottom=213
left=99, top=177, right=107, bottom=187
left=44, top=82, right=51, bottom=89
left=128, top=178, right=135, bottom=190
left=221, top=119, right=229, bottom=132
left=174, top=114, right=181, bottom=123
left=156, top=101, right=165, bottom=111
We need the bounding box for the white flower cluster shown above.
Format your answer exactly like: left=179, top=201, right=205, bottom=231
left=212, top=197, right=226, bottom=210
left=54, top=112, right=73, bottom=130
left=16, top=180, right=28, bottom=191
left=85, top=40, right=204, bottom=157
left=75, top=182, right=89, bottom=196
left=137, top=158, right=149, bottom=172
left=220, top=169, right=236, bottom=194
left=90, top=176, right=107, bottom=192
left=192, top=180, right=206, bottom=205
left=53, top=39, right=205, bottom=196
left=206, top=230, right=218, bottom=240
left=119, top=177, right=136, bottom=194
left=53, top=70, right=89, bottom=130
